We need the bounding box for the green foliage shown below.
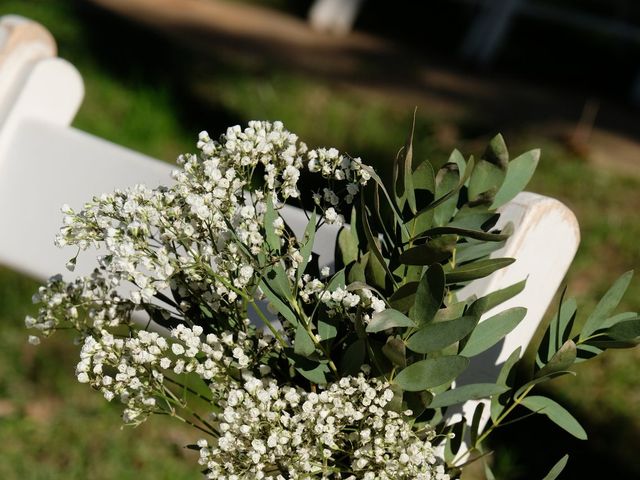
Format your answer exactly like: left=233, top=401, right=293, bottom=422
left=520, top=396, right=587, bottom=440
left=542, top=455, right=570, bottom=480
left=394, top=356, right=470, bottom=392
left=277, top=121, right=637, bottom=476
left=3, top=2, right=638, bottom=476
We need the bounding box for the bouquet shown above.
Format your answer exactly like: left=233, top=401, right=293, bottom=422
left=26, top=120, right=638, bottom=479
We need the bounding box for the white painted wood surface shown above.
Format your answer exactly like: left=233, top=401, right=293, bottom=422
left=308, top=0, right=364, bottom=34
left=0, top=16, right=580, bottom=453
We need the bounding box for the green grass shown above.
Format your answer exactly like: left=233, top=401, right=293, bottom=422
left=2, top=1, right=639, bottom=479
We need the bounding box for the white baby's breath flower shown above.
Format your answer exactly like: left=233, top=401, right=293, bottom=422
left=24, top=121, right=439, bottom=480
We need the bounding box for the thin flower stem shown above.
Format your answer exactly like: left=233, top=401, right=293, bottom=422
left=248, top=300, right=289, bottom=347
left=164, top=375, right=213, bottom=404
left=160, top=410, right=217, bottom=437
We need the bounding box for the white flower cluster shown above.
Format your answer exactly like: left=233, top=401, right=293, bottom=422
left=51, top=121, right=370, bottom=324
left=298, top=274, right=386, bottom=324
left=26, top=270, right=134, bottom=344
left=76, top=323, right=277, bottom=425
left=25, top=122, right=455, bottom=479
left=196, top=375, right=448, bottom=480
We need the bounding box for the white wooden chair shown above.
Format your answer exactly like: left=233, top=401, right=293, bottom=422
left=0, top=16, right=580, bottom=458
left=308, top=0, right=364, bottom=35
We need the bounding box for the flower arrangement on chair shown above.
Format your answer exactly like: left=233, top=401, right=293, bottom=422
left=26, top=120, right=638, bottom=479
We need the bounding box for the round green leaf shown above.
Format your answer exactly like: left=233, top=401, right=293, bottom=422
left=542, top=454, right=570, bottom=480
left=406, top=316, right=477, bottom=354
left=446, top=258, right=515, bottom=284
left=520, top=395, right=587, bottom=440
left=607, top=318, right=640, bottom=341
left=399, top=238, right=454, bottom=266
left=581, top=270, right=634, bottom=340
left=535, top=339, right=577, bottom=379
left=412, top=264, right=445, bottom=326
left=490, top=149, right=540, bottom=209
left=394, top=356, right=469, bottom=392
left=460, top=307, right=526, bottom=357
left=429, top=383, right=509, bottom=408
left=366, top=309, right=416, bottom=333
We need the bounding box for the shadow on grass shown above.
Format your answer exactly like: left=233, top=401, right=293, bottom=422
left=73, top=2, right=244, bottom=142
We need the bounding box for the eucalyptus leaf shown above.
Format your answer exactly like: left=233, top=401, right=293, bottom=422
left=415, top=156, right=476, bottom=216
left=347, top=257, right=367, bottom=284
left=587, top=337, right=639, bottom=349
left=405, top=390, right=434, bottom=418
left=327, top=269, right=346, bottom=290
left=394, top=355, right=469, bottom=391
left=397, top=111, right=417, bottom=213
left=575, top=343, right=603, bottom=362
left=336, top=226, right=358, bottom=268
left=461, top=307, right=527, bottom=357
left=365, top=249, right=388, bottom=290
left=412, top=264, right=445, bottom=326
left=542, top=454, right=570, bottom=480
left=382, top=336, right=407, bottom=367
left=296, top=361, right=330, bottom=385
left=263, top=263, right=293, bottom=301
left=607, top=319, right=640, bottom=341
left=448, top=210, right=497, bottom=230
left=446, top=258, right=515, bottom=284
left=483, top=133, right=509, bottom=169
left=317, top=313, right=339, bottom=342
left=581, top=271, right=634, bottom=340
left=557, top=297, right=578, bottom=344
left=540, top=294, right=577, bottom=365
left=520, top=395, right=587, bottom=440
left=470, top=401, right=485, bottom=446
left=535, top=340, right=577, bottom=379
left=366, top=309, right=416, bottom=333
left=400, top=237, right=455, bottom=266
left=448, top=149, right=467, bottom=177
left=468, top=159, right=504, bottom=202
left=406, top=316, right=477, bottom=354
left=468, top=278, right=527, bottom=317
left=341, top=339, right=366, bottom=376
left=429, top=383, right=509, bottom=408
left=434, top=301, right=467, bottom=322
left=258, top=280, right=297, bottom=326
left=433, top=165, right=459, bottom=226
left=454, top=239, right=506, bottom=264
left=389, top=281, right=419, bottom=312
left=409, top=160, right=436, bottom=236
left=490, top=149, right=540, bottom=209
left=412, top=226, right=509, bottom=243
left=600, top=311, right=639, bottom=330
left=491, top=347, right=521, bottom=422
left=294, top=323, right=315, bottom=356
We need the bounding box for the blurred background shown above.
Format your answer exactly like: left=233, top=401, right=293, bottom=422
left=0, top=0, right=638, bottom=478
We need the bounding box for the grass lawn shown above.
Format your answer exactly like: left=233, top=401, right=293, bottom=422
left=1, top=1, right=638, bottom=478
